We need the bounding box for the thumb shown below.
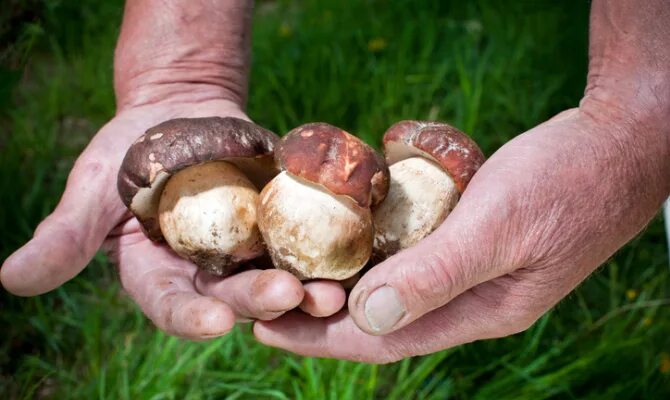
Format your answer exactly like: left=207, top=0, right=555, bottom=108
left=349, top=186, right=513, bottom=335
left=1, top=154, right=126, bottom=296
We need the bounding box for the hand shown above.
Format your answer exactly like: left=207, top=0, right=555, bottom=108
left=253, top=0, right=670, bottom=363
left=253, top=104, right=670, bottom=362
left=0, top=98, right=340, bottom=338
left=1, top=0, right=346, bottom=339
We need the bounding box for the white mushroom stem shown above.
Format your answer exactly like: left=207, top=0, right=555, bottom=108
left=258, top=171, right=373, bottom=280
left=373, top=157, right=459, bottom=259
left=158, top=161, right=264, bottom=275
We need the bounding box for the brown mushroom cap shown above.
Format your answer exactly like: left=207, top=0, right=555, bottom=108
left=274, top=123, right=389, bottom=208
left=383, top=120, right=485, bottom=193
left=117, top=117, right=279, bottom=241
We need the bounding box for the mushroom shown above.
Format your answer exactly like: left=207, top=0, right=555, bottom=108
left=257, top=123, right=390, bottom=280
left=372, top=120, right=485, bottom=261
left=117, top=117, right=279, bottom=276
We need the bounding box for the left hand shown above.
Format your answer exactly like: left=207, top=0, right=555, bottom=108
left=253, top=103, right=670, bottom=362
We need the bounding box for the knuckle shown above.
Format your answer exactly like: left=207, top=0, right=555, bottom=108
left=403, top=252, right=460, bottom=307
left=370, top=336, right=412, bottom=364
left=498, top=308, right=540, bottom=336
left=151, top=291, right=179, bottom=334
left=34, top=216, right=88, bottom=261
left=128, top=272, right=183, bottom=333
left=193, top=271, right=214, bottom=296
left=469, top=278, right=545, bottom=338
left=71, top=156, right=109, bottom=180
left=69, top=155, right=117, bottom=194
left=500, top=298, right=547, bottom=336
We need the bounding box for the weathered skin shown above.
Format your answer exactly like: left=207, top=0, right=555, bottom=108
left=158, top=161, right=264, bottom=276
left=254, top=0, right=670, bottom=362
left=0, top=0, right=319, bottom=340
left=5, top=0, right=668, bottom=354
left=258, top=172, right=373, bottom=280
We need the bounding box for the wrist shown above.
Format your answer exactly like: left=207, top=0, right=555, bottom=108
left=581, top=66, right=670, bottom=134
left=113, top=0, right=252, bottom=112
left=113, top=98, right=249, bottom=124
left=577, top=92, right=670, bottom=203
left=113, top=61, right=248, bottom=113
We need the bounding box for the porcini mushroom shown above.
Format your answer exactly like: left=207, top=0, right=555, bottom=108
left=372, top=120, right=485, bottom=261
left=117, top=117, right=279, bottom=276
left=257, top=123, right=389, bottom=280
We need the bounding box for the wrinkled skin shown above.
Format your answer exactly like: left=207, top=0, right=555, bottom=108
left=253, top=0, right=670, bottom=363
left=0, top=0, right=346, bottom=338
left=254, top=105, right=670, bottom=362
left=2, top=0, right=669, bottom=362
left=0, top=98, right=343, bottom=338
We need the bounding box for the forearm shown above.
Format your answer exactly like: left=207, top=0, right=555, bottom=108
left=584, top=0, right=670, bottom=127
left=114, top=0, right=253, bottom=111
left=580, top=0, right=670, bottom=204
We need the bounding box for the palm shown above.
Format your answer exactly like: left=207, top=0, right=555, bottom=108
left=1, top=101, right=319, bottom=339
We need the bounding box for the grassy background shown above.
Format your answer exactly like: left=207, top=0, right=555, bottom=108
left=1, top=0, right=669, bottom=398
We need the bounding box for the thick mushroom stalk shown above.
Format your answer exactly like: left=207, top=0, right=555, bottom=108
left=372, top=120, right=485, bottom=261
left=117, top=117, right=279, bottom=276
left=158, top=161, right=263, bottom=276
left=258, top=123, right=389, bottom=280
left=258, top=172, right=372, bottom=280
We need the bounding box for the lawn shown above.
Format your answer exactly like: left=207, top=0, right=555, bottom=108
left=1, top=0, right=670, bottom=398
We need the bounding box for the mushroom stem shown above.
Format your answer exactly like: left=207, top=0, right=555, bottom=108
left=372, top=156, right=459, bottom=261
left=258, top=171, right=373, bottom=280
left=372, top=120, right=485, bottom=261
left=158, top=161, right=264, bottom=276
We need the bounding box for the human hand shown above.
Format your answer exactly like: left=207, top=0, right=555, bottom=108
left=0, top=97, right=350, bottom=338
left=253, top=103, right=669, bottom=361
left=251, top=0, right=670, bottom=363
left=0, top=0, right=346, bottom=338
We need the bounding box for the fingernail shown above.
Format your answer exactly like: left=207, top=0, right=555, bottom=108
left=364, top=286, right=405, bottom=333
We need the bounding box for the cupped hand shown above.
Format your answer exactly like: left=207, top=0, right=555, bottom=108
left=0, top=98, right=345, bottom=339
left=254, top=105, right=670, bottom=362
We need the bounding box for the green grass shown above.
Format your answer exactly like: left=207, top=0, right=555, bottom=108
left=2, top=0, right=670, bottom=398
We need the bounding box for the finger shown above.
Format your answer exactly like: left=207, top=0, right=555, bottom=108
left=255, top=277, right=542, bottom=363
left=1, top=153, right=126, bottom=296
left=348, top=171, right=518, bottom=335
left=195, top=269, right=304, bottom=321
left=299, top=280, right=347, bottom=317
left=144, top=288, right=236, bottom=340
left=255, top=310, right=377, bottom=361
left=116, top=231, right=235, bottom=339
